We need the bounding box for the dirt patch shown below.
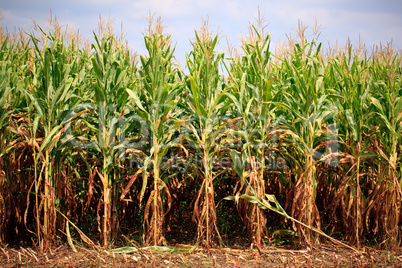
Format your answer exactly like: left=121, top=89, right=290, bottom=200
left=1, top=244, right=402, bottom=267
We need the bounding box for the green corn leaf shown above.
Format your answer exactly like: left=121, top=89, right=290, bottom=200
left=35, top=125, right=62, bottom=163
left=66, top=221, right=77, bottom=253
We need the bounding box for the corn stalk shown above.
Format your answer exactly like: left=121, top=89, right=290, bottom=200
left=224, top=26, right=278, bottom=246
left=88, top=34, right=133, bottom=247
left=183, top=29, right=229, bottom=247
left=24, top=31, right=79, bottom=249
left=0, top=37, right=12, bottom=244
left=271, top=41, right=335, bottom=246
left=124, top=32, right=183, bottom=246
left=368, top=53, right=402, bottom=247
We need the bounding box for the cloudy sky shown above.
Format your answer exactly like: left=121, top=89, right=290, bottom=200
left=1, top=0, right=401, bottom=64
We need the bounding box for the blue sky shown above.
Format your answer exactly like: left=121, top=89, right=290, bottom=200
left=1, top=0, right=401, bottom=65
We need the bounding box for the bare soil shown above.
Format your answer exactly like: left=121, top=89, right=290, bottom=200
left=1, top=243, right=402, bottom=267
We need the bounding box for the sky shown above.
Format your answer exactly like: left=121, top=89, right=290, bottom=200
left=1, top=0, right=402, bottom=65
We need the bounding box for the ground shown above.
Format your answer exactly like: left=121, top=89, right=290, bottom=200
left=1, top=244, right=402, bottom=267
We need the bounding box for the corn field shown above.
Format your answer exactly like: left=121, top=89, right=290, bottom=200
left=0, top=12, right=401, bottom=251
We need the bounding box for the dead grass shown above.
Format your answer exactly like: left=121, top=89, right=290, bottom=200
left=0, top=243, right=401, bottom=267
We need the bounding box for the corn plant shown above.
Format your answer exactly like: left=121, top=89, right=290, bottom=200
left=272, top=41, right=337, bottom=246
left=224, top=26, right=280, bottom=247
left=0, top=35, right=42, bottom=245
left=0, top=37, right=13, bottom=244
left=367, top=53, right=402, bottom=247
left=81, top=34, right=133, bottom=247
left=181, top=27, right=231, bottom=247
left=326, top=53, right=373, bottom=247
left=21, top=31, right=82, bottom=249
left=124, top=32, right=183, bottom=246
